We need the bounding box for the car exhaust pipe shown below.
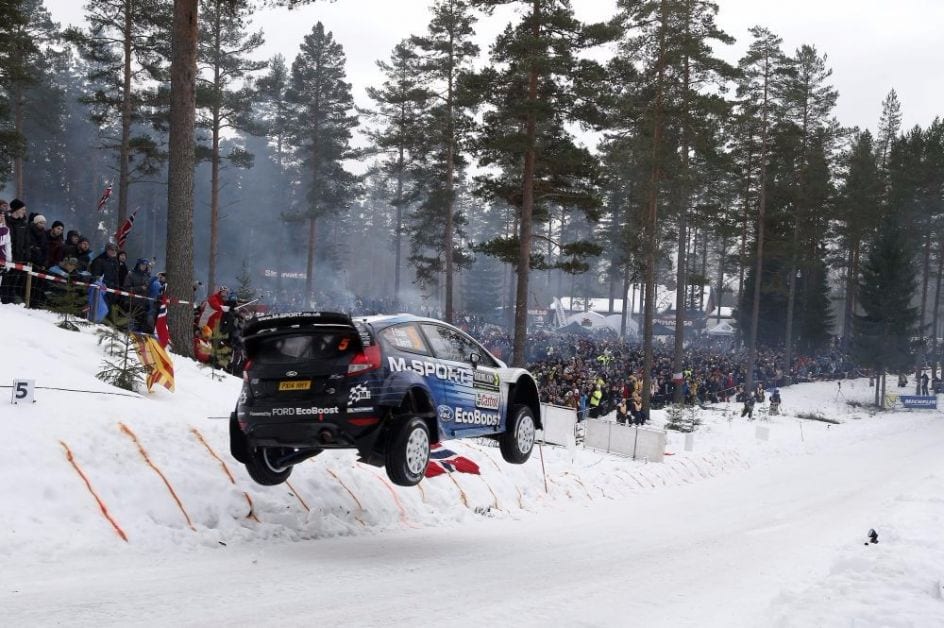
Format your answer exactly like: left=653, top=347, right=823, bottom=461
left=272, top=448, right=322, bottom=468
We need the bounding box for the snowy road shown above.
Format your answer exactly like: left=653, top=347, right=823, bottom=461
left=5, top=418, right=943, bottom=627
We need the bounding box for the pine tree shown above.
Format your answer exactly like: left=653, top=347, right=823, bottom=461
left=196, top=0, right=265, bottom=292
left=365, top=41, right=433, bottom=308
left=235, top=258, right=255, bottom=301
left=836, top=130, right=883, bottom=348
left=284, top=21, right=358, bottom=301
left=876, top=89, right=902, bottom=171
left=854, top=213, right=919, bottom=407
left=778, top=44, right=838, bottom=376
left=408, top=0, right=480, bottom=323
left=96, top=309, right=148, bottom=391
left=67, top=0, right=169, bottom=227
left=472, top=0, right=611, bottom=366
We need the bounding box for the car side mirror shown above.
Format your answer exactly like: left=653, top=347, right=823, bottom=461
left=469, top=351, right=480, bottom=369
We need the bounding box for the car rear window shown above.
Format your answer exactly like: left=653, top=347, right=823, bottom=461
left=250, top=332, right=357, bottom=364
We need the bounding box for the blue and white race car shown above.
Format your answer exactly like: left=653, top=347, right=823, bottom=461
left=230, top=312, right=541, bottom=487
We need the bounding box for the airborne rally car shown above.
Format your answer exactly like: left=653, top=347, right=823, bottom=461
left=230, top=312, right=541, bottom=487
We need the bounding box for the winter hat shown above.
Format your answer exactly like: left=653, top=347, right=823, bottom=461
left=9, top=198, right=25, bottom=211
left=105, top=242, right=118, bottom=252
left=135, top=257, right=149, bottom=268
left=78, top=236, right=90, bottom=245
left=51, top=220, right=64, bottom=230
left=32, top=214, right=47, bottom=225
left=66, top=229, right=79, bottom=241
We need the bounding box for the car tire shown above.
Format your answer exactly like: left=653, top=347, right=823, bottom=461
left=500, top=404, right=536, bottom=464
left=245, top=446, right=294, bottom=486
left=385, top=417, right=430, bottom=487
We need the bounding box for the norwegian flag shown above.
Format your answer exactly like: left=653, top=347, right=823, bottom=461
left=425, top=444, right=480, bottom=478
left=97, top=183, right=113, bottom=211
left=113, top=208, right=138, bottom=250
left=154, top=294, right=170, bottom=348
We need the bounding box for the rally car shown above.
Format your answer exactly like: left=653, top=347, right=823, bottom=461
left=229, top=312, right=541, bottom=487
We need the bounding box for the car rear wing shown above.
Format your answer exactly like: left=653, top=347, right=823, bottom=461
left=243, top=311, right=355, bottom=339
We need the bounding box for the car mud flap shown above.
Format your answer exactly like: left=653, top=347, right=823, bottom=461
left=230, top=413, right=249, bottom=463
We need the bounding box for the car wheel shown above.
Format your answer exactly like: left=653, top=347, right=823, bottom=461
left=385, top=417, right=430, bottom=487
left=245, top=446, right=294, bottom=486
left=500, top=404, right=535, bottom=464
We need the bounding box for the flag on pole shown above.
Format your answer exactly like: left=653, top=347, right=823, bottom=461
left=113, top=208, right=138, bottom=250
left=97, top=183, right=113, bottom=211
left=154, top=295, right=170, bottom=348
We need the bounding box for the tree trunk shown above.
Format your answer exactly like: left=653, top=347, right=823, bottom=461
left=930, top=239, right=943, bottom=380
left=620, top=262, right=630, bottom=338
left=783, top=225, right=799, bottom=375
left=716, top=234, right=726, bottom=325
left=745, top=52, right=772, bottom=394
left=641, top=0, right=668, bottom=414
left=511, top=0, right=540, bottom=368
left=165, top=0, right=199, bottom=357
left=305, top=217, right=317, bottom=302
left=671, top=12, right=691, bottom=404
left=118, top=0, right=134, bottom=228
left=13, top=83, right=24, bottom=198
left=207, top=10, right=222, bottom=293
left=394, top=145, right=404, bottom=308
left=841, top=245, right=855, bottom=350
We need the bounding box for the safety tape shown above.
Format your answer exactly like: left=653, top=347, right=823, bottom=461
left=2, top=260, right=231, bottom=310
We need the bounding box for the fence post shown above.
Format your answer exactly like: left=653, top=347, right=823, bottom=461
left=24, top=266, right=33, bottom=309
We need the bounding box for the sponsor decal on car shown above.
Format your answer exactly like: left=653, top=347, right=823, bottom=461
left=238, top=389, right=247, bottom=405
left=473, top=369, right=500, bottom=390
left=387, top=356, right=473, bottom=386
left=248, top=410, right=271, bottom=418
left=348, top=406, right=374, bottom=414
left=454, top=407, right=500, bottom=426
left=270, top=406, right=340, bottom=416
left=438, top=405, right=454, bottom=422
left=475, top=391, right=500, bottom=411
left=348, top=383, right=371, bottom=404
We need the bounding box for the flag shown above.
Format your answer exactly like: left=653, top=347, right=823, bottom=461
left=132, top=333, right=175, bottom=393
left=97, top=183, right=113, bottom=211
left=87, top=277, right=108, bottom=323
left=113, top=209, right=138, bottom=250
left=154, top=295, right=170, bottom=348
left=425, top=444, right=480, bottom=478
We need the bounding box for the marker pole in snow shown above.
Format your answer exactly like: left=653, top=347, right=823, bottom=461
left=539, top=441, right=548, bottom=493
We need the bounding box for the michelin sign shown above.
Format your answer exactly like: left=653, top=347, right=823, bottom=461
left=900, top=395, right=938, bottom=409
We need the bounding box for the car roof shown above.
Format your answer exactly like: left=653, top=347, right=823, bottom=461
left=354, top=313, right=456, bottom=329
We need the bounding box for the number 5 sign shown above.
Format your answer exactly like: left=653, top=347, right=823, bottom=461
left=11, top=379, right=35, bottom=405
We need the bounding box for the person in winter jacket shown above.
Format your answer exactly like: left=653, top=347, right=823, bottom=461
left=146, top=271, right=166, bottom=332
left=2, top=199, right=29, bottom=303
left=117, top=250, right=129, bottom=288
left=89, top=243, right=121, bottom=314
left=46, top=220, right=66, bottom=268
left=74, top=237, right=92, bottom=273
left=124, top=257, right=151, bottom=331
left=28, top=214, right=49, bottom=269
left=193, top=285, right=229, bottom=362
left=0, top=209, right=11, bottom=295
left=62, top=230, right=81, bottom=259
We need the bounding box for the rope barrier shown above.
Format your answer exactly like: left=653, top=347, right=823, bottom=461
left=0, top=384, right=139, bottom=398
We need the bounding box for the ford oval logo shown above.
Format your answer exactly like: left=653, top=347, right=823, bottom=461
left=286, top=370, right=298, bottom=377
left=438, top=405, right=453, bottom=422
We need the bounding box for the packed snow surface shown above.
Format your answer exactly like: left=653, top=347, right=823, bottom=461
left=1, top=304, right=943, bottom=627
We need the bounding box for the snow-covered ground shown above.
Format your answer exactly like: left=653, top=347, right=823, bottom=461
left=1, top=304, right=943, bottom=627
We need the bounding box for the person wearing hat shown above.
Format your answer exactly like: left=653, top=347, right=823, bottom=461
left=124, top=257, right=152, bottom=331
left=1, top=199, right=29, bottom=303
left=73, top=237, right=92, bottom=273
left=62, top=229, right=81, bottom=259
left=28, top=214, right=49, bottom=269
left=46, top=220, right=66, bottom=268
left=89, top=242, right=121, bottom=313
left=0, top=207, right=11, bottom=298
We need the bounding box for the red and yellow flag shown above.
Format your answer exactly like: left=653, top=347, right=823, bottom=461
left=133, top=333, right=175, bottom=393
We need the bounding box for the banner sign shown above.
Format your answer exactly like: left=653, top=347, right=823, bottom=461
left=900, top=395, right=937, bottom=409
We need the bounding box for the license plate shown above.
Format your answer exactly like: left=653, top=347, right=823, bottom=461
left=278, top=380, right=311, bottom=391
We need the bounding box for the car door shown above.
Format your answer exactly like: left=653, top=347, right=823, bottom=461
left=419, top=323, right=502, bottom=437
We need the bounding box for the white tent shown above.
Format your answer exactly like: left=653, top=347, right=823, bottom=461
left=562, top=310, right=610, bottom=330
left=605, top=314, right=639, bottom=338
left=707, top=320, right=736, bottom=336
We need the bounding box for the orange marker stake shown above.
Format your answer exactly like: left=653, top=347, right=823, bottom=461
left=119, top=423, right=195, bottom=531
left=59, top=441, right=128, bottom=542
left=285, top=479, right=310, bottom=513
left=189, top=428, right=258, bottom=522
left=325, top=469, right=366, bottom=526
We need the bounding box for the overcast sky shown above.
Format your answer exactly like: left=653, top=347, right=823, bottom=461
left=44, top=0, right=943, bottom=138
